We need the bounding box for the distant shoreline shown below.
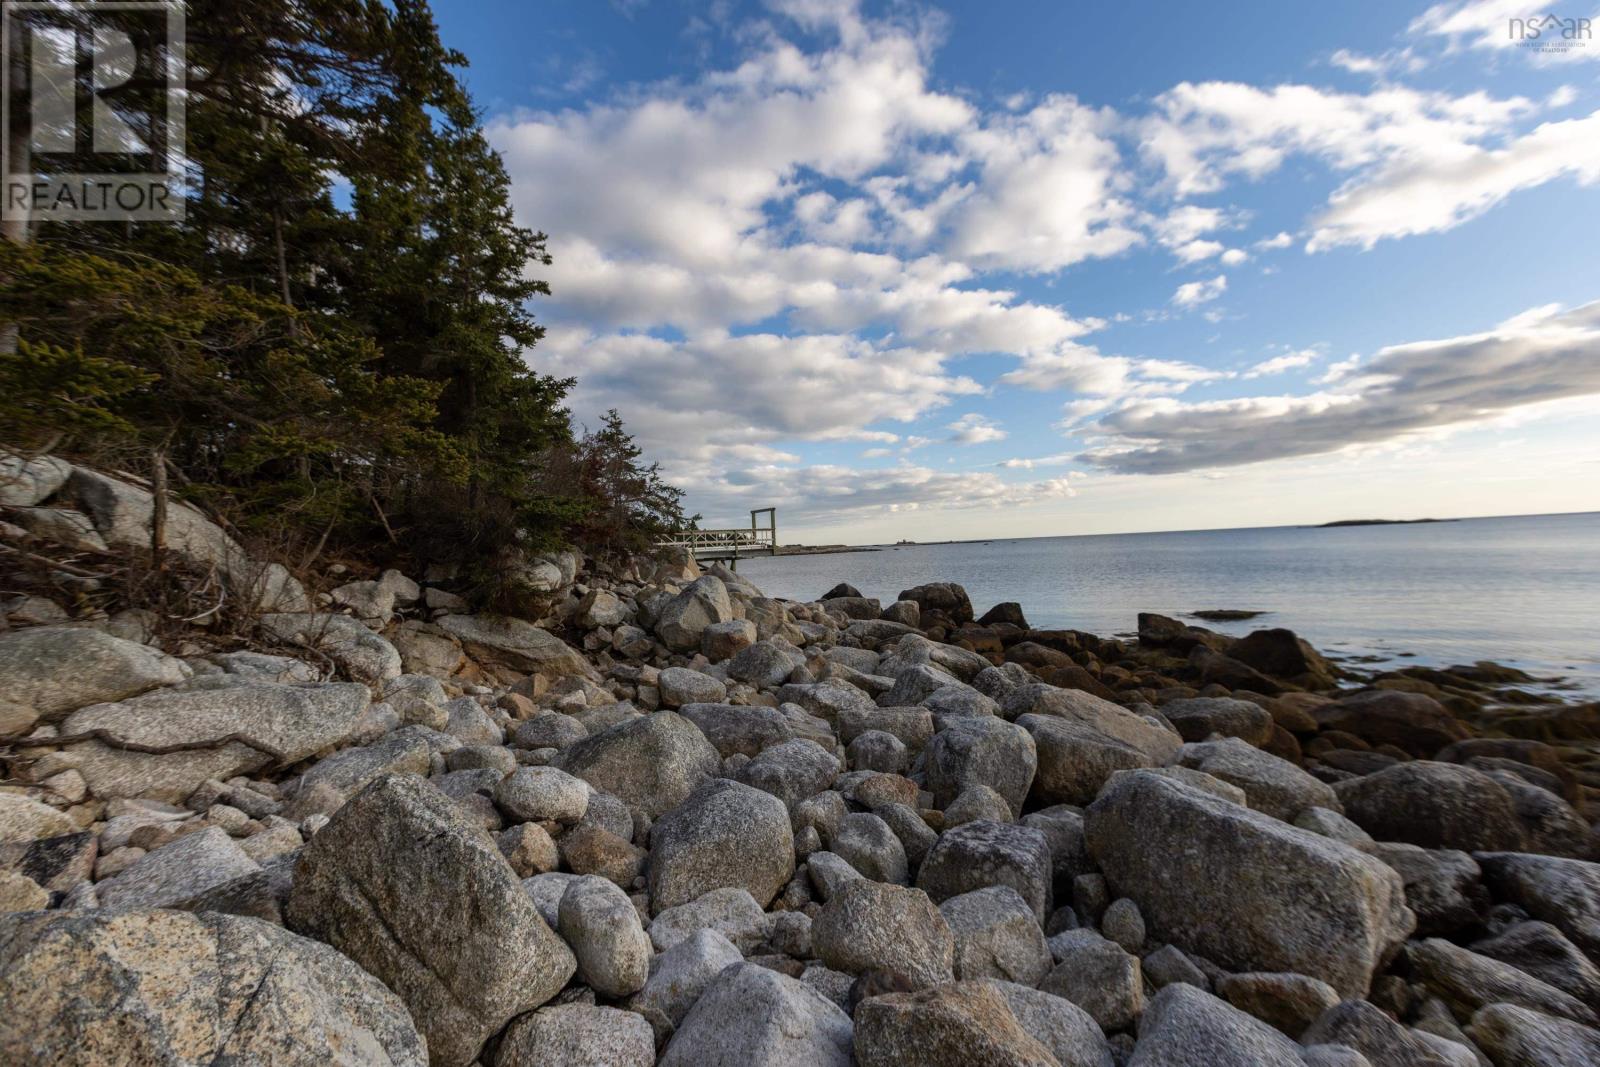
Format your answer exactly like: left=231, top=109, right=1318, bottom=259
left=1314, top=518, right=1459, bottom=528
left=770, top=544, right=882, bottom=557
left=754, top=510, right=1591, bottom=554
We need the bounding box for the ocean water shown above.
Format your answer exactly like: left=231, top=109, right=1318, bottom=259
left=737, top=511, right=1600, bottom=699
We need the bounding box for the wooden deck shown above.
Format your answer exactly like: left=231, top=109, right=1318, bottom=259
left=657, top=508, right=777, bottom=565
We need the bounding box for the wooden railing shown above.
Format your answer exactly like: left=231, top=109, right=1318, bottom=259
left=657, top=508, right=777, bottom=561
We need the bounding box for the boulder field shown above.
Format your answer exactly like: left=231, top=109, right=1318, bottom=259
left=4, top=464, right=1600, bottom=1064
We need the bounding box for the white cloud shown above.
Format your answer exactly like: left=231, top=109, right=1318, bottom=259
left=1244, top=347, right=1322, bottom=378
left=1081, top=299, right=1600, bottom=474
left=1141, top=80, right=1538, bottom=198
left=947, top=413, right=1008, bottom=444
left=695, top=460, right=1078, bottom=524
left=999, top=453, right=1081, bottom=469
left=940, top=95, right=1143, bottom=273
left=1308, top=109, right=1600, bottom=250
left=478, top=2, right=1600, bottom=530
left=1172, top=274, right=1227, bottom=307
left=1548, top=84, right=1580, bottom=107
left=1139, top=79, right=1600, bottom=250
left=1328, top=47, right=1427, bottom=77
left=1330, top=48, right=1384, bottom=74
left=539, top=328, right=983, bottom=485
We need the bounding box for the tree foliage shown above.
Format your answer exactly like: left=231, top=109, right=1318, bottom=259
left=0, top=0, right=683, bottom=573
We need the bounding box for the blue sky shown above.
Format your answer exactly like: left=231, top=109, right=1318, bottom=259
left=432, top=0, right=1600, bottom=541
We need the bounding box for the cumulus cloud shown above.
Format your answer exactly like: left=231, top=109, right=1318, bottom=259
left=1081, top=300, right=1600, bottom=474
left=1140, top=78, right=1600, bottom=251
left=1141, top=80, right=1539, bottom=198
left=1307, top=109, right=1600, bottom=250
left=941, top=96, right=1142, bottom=273
left=698, top=461, right=1078, bottom=523
left=1173, top=274, right=1227, bottom=307
left=476, top=0, right=1600, bottom=528
left=947, top=413, right=1008, bottom=444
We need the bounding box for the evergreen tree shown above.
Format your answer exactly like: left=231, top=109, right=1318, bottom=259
left=2, top=0, right=683, bottom=577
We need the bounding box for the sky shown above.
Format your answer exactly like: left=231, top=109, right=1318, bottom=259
left=430, top=0, right=1600, bottom=543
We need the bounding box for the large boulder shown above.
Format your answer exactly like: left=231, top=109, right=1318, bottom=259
left=896, top=582, right=975, bottom=624
left=812, top=879, right=954, bottom=989
left=917, top=820, right=1053, bottom=922
left=558, top=875, right=652, bottom=997
left=1085, top=770, right=1413, bottom=998
left=558, top=711, right=720, bottom=818
left=0, top=452, right=71, bottom=506
left=1409, top=936, right=1597, bottom=1027
left=728, top=640, right=806, bottom=689
left=941, top=885, right=1053, bottom=986
left=1477, top=853, right=1600, bottom=961
left=1021, top=714, right=1153, bottom=807
left=628, top=928, right=744, bottom=1041
left=854, top=982, right=1057, bottom=1067
left=1473, top=921, right=1600, bottom=1013
left=926, top=717, right=1037, bottom=817
left=1481, top=767, right=1592, bottom=858
left=1314, top=690, right=1469, bottom=757
left=659, top=963, right=852, bottom=1067
left=286, top=774, right=575, bottom=1066
left=679, top=702, right=832, bottom=759
left=67, top=466, right=247, bottom=577
left=831, top=811, right=909, bottom=884
left=1174, top=737, right=1340, bottom=822
left=285, top=725, right=443, bottom=819
left=0, top=793, right=77, bottom=843
left=648, top=778, right=795, bottom=914
left=93, top=827, right=259, bottom=912
left=656, top=576, right=735, bottom=653
left=1467, top=1002, right=1600, bottom=1066
left=260, top=613, right=402, bottom=685
left=1002, top=684, right=1180, bottom=764
left=0, top=626, right=186, bottom=730
left=1371, top=843, right=1488, bottom=936
left=0, top=910, right=426, bottom=1066
left=737, top=738, right=840, bottom=808
left=658, top=667, right=728, bottom=707
left=1334, top=761, right=1526, bottom=852
left=1128, top=984, right=1305, bottom=1067
left=58, top=681, right=370, bottom=801
left=1159, top=697, right=1273, bottom=745
left=495, top=1004, right=654, bottom=1067
left=979, top=980, right=1112, bottom=1067
left=647, top=887, right=770, bottom=953
left=1300, top=998, right=1469, bottom=1067
left=1039, top=929, right=1144, bottom=1031
left=434, top=614, right=594, bottom=678
left=1227, top=628, right=1338, bottom=690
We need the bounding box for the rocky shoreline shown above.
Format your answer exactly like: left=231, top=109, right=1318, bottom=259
left=4, top=456, right=1600, bottom=1065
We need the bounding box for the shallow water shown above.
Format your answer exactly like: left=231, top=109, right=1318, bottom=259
left=737, top=511, right=1600, bottom=699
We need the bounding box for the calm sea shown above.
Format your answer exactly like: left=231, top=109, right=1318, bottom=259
left=737, top=512, right=1600, bottom=700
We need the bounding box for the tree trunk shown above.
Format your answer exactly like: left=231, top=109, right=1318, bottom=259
left=150, top=445, right=169, bottom=573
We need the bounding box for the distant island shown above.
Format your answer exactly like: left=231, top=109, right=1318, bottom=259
left=1317, top=518, right=1460, bottom=528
